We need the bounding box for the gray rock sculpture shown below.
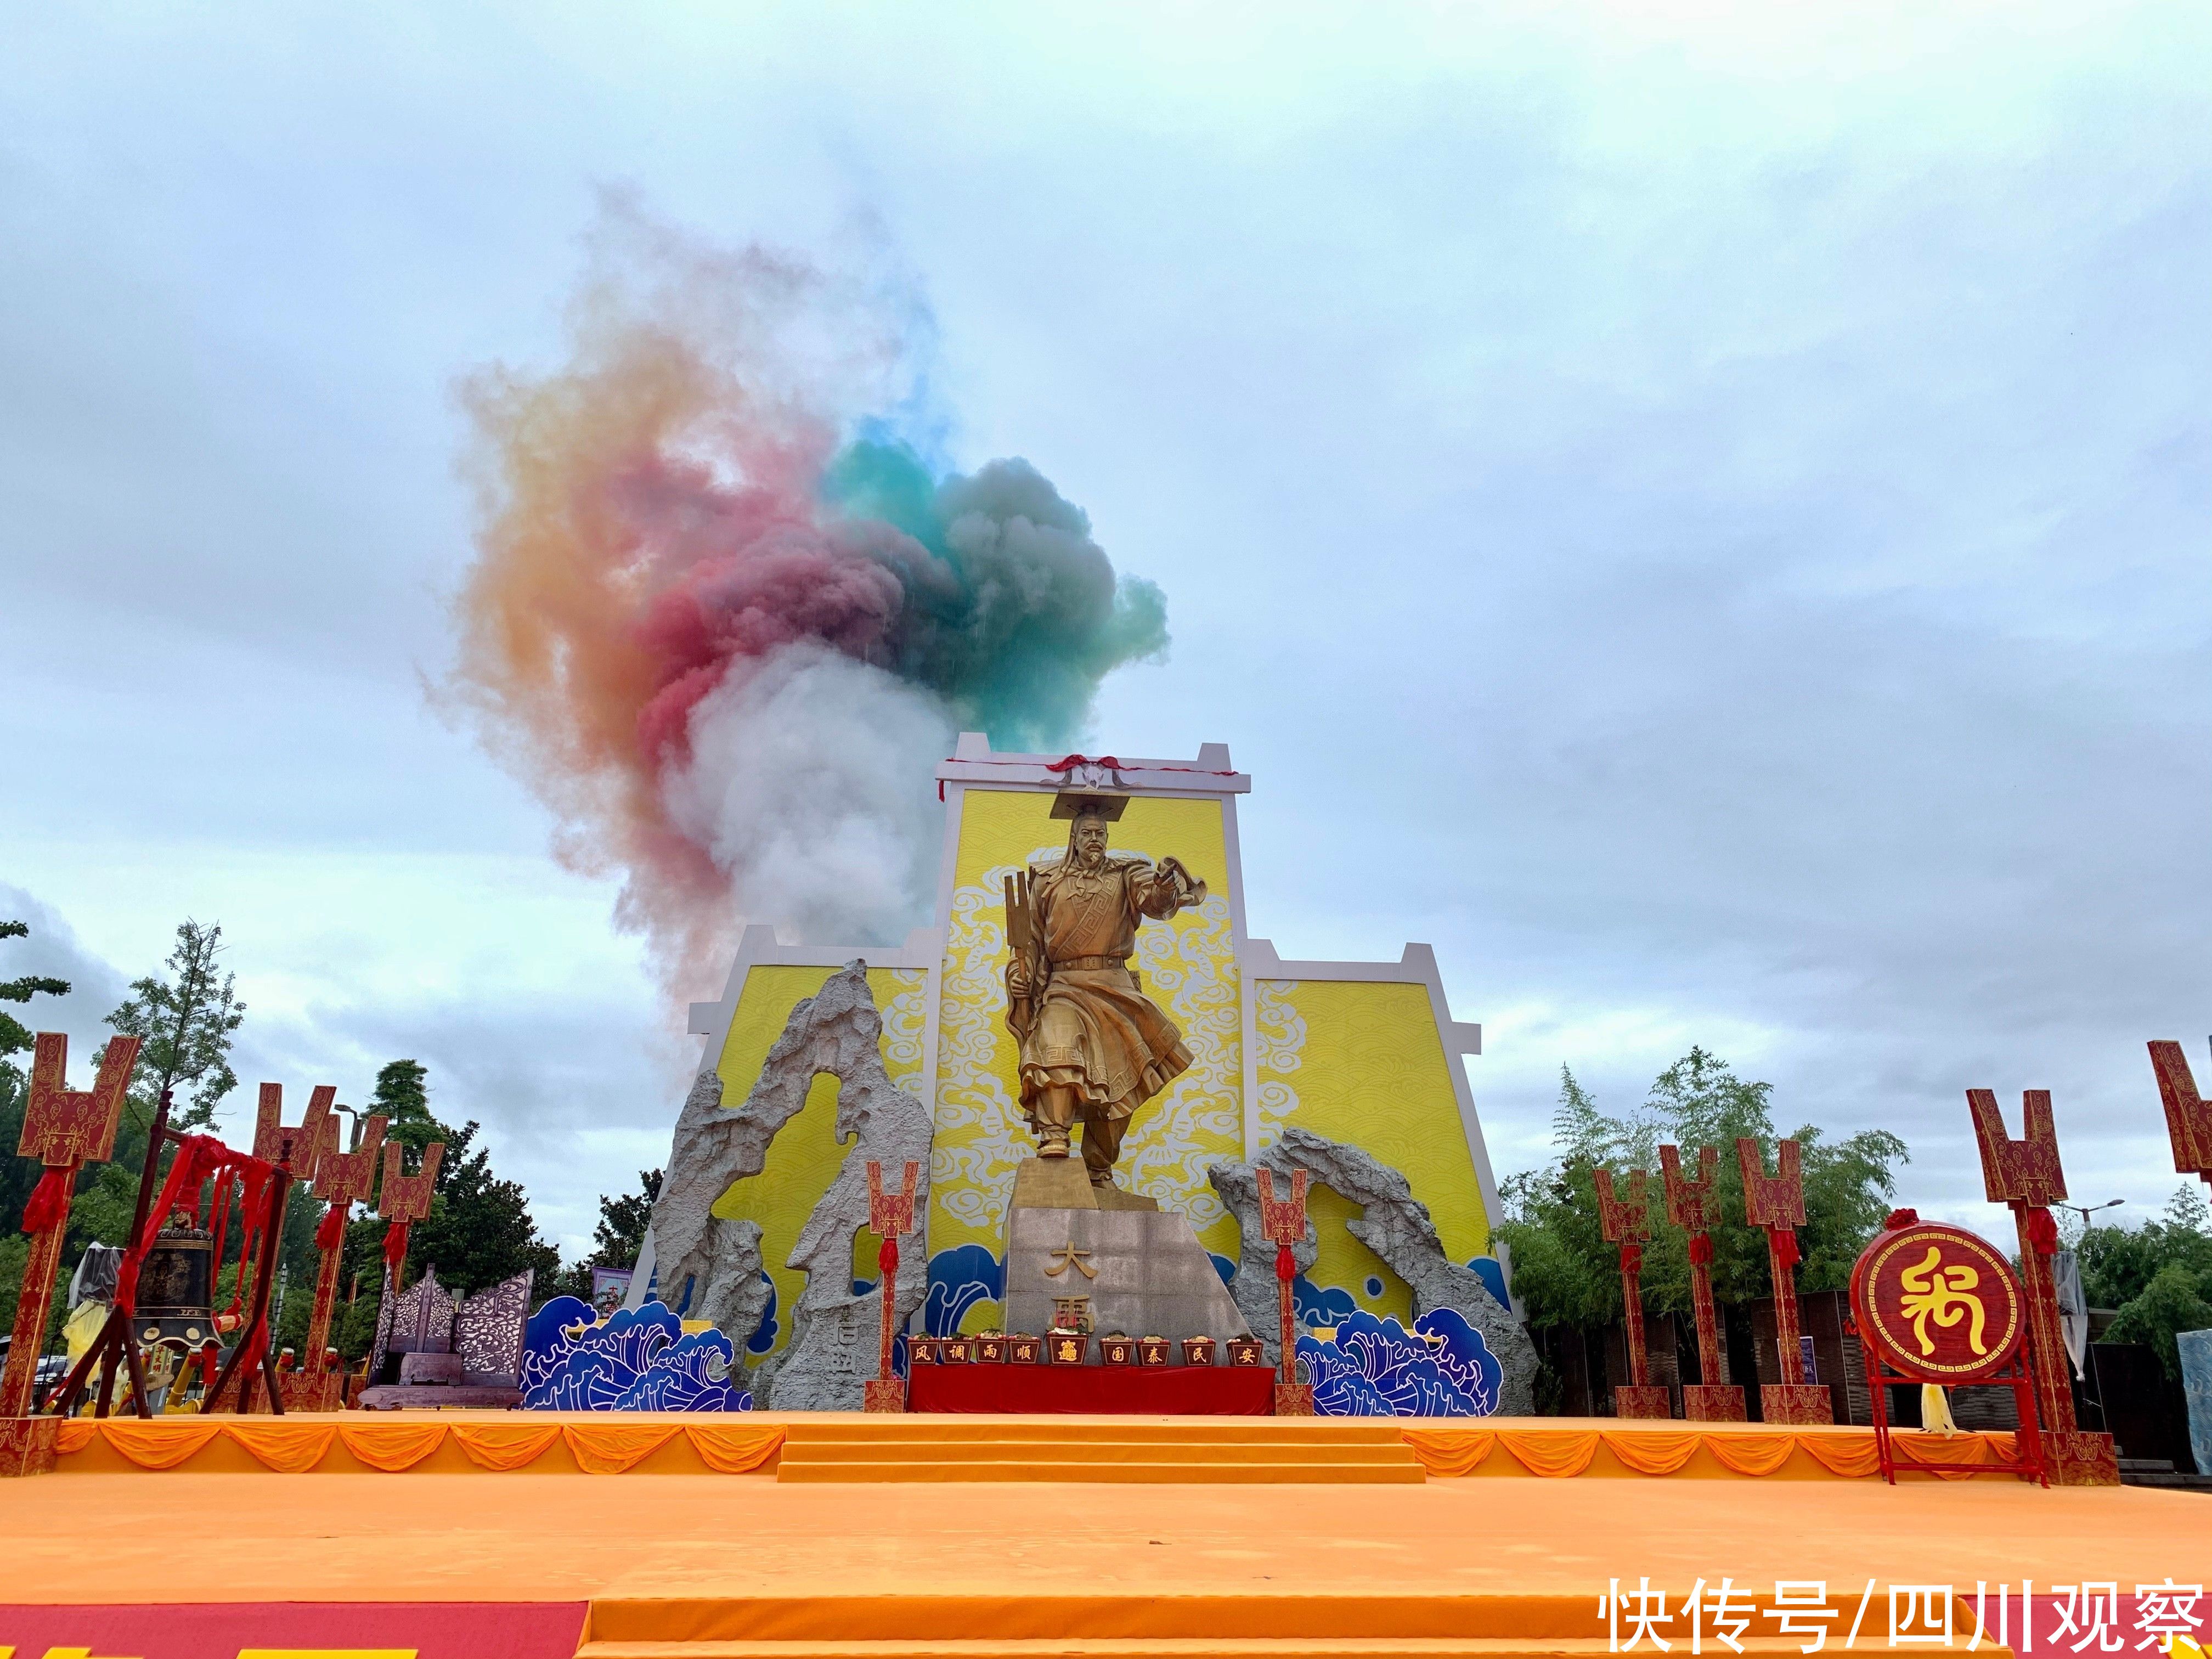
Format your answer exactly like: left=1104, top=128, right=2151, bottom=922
left=649, top=1069, right=772, bottom=1385
left=1208, top=1125, right=1538, bottom=1416
left=649, top=961, right=933, bottom=1409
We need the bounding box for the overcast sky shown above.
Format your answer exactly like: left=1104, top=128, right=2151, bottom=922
left=3, top=3, right=2205, bottom=1257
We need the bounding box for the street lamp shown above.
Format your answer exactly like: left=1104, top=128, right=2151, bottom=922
left=2054, top=1198, right=2124, bottom=1238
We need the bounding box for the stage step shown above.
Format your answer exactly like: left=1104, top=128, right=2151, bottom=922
left=786, top=1419, right=1409, bottom=1442
left=789, top=1440, right=1408, bottom=1464
left=577, top=1594, right=1974, bottom=1657
left=778, top=1457, right=1426, bottom=1483
left=773, top=1420, right=1426, bottom=1483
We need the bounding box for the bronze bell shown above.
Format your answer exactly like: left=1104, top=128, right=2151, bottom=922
left=136, top=1215, right=217, bottom=1350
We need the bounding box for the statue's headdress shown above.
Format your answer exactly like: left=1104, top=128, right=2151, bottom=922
left=1049, top=792, right=1128, bottom=821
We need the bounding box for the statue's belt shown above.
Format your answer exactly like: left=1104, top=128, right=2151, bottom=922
left=1049, top=955, right=1130, bottom=971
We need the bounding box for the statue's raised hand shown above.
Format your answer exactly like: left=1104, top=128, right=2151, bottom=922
left=1155, top=855, right=1208, bottom=909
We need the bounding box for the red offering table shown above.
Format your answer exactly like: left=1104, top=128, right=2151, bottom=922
left=909, top=1363, right=1274, bottom=1414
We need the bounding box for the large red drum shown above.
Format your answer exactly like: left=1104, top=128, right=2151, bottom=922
left=1850, top=1216, right=2025, bottom=1383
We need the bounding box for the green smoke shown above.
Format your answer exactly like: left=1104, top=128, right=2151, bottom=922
left=821, top=438, right=1170, bottom=753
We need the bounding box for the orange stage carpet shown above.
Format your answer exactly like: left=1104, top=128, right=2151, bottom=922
left=7, top=1415, right=2203, bottom=1658
left=40, top=1410, right=2039, bottom=1482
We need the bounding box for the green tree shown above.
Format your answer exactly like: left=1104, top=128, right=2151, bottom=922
left=328, top=1058, right=577, bottom=1355
left=406, top=1121, right=565, bottom=1294
left=104, top=918, right=246, bottom=1133
left=331, top=1057, right=459, bottom=1341
left=518, top=1167, right=663, bottom=1307
left=592, top=1169, right=661, bottom=1269
left=1493, top=1071, right=1622, bottom=1328
left=371, top=1059, right=442, bottom=1149
left=2104, top=1265, right=2212, bottom=1381
left=69, top=919, right=248, bottom=1248
left=1496, top=1048, right=1909, bottom=1329
left=2075, top=1186, right=2212, bottom=1309
left=363, top=1059, right=450, bottom=1200
left=2075, top=1187, right=2212, bottom=1381
left=0, top=917, right=71, bottom=1060
left=0, top=1234, right=29, bottom=1333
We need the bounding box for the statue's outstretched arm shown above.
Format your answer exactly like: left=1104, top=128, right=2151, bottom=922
left=1137, top=856, right=1207, bottom=917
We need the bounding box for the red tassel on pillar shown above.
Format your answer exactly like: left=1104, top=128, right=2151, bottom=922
left=2026, top=1206, right=2059, bottom=1255
left=1618, top=1243, right=1643, bottom=1276
left=21, top=1165, right=71, bottom=1234
left=1769, top=1227, right=1801, bottom=1270
left=1687, top=1232, right=1713, bottom=1266
left=878, top=1235, right=899, bottom=1278
left=1274, top=1244, right=1296, bottom=1282
left=383, top=1222, right=410, bottom=1269
left=316, top=1206, right=346, bottom=1252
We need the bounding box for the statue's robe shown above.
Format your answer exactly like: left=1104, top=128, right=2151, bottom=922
left=1017, top=857, right=1194, bottom=1124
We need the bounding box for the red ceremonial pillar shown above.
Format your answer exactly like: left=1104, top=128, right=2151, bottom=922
left=287, top=1108, right=386, bottom=1412
left=1737, top=1139, right=1832, bottom=1425
left=863, top=1159, right=919, bottom=1413
left=1594, top=1166, right=1669, bottom=1418
left=371, top=1136, right=445, bottom=1342
left=1659, top=1144, right=1744, bottom=1421
left=1, top=1034, right=142, bottom=1463
left=1967, top=1088, right=2118, bottom=1485
left=2148, top=1042, right=2212, bottom=1194
left=1257, top=1166, right=1313, bottom=1415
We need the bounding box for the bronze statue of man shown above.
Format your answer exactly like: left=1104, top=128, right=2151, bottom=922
left=1004, top=798, right=1206, bottom=1188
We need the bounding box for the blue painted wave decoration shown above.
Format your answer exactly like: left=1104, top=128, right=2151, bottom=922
left=924, top=1244, right=1004, bottom=1336
left=745, top=1270, right=780, bottom=1355
left=1467, top=1256, right=1510, bottom=1310
left=520, top=1295, right=751, bottom=1412
left=1291, top=1273, right=1358, bottom=1329
left=1294, top=1306, right=1502, bottom=1417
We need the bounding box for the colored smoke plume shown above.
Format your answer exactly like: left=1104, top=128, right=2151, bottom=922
left=449, top=200, right=1169, bottom=989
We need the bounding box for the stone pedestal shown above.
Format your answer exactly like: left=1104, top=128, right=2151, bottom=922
left=1010, top=1157, right=1160, bottom=1213
left=1004, top=1206, right=1251, bottom=1344
left=1682, top=1384, right=1747, bottom=1422
left=1612, top=1384, right=1671, bottom=1420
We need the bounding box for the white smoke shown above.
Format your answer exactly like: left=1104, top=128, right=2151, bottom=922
left=663, top=641, right=955, bottom=947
